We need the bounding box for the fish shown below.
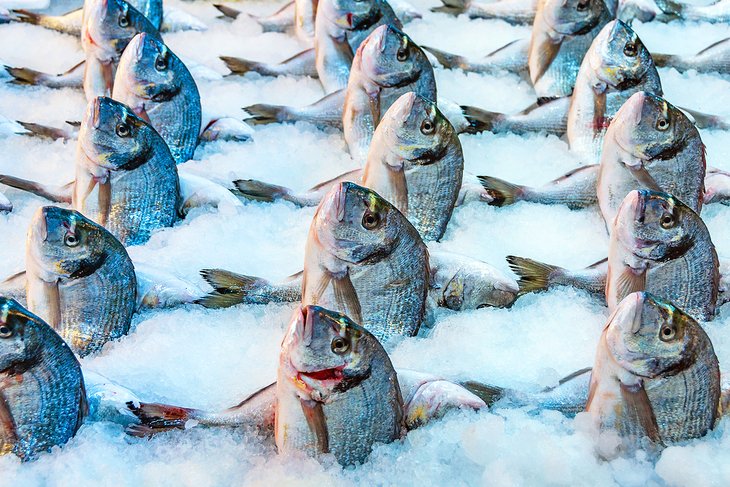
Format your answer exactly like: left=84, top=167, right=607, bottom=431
left=113, top=33, right=201, bottom=165
left=528, top=0, right=612, bottom=102
left=598, top=91, right=705, bottom=225
left=567, top=20, right=662, bottom=164
left=0, top=298, right=87, bottom=461
left=431, top=0, right=539, bottom=24
left=651, top=0, right=730, bottom=22
left=653, top=37, right=730, bottom=75
left=343, top=24, right=437, bottom=163
left=25, top=206, right=137, bottom=357
left=422, top=39, right=530, bottom=76
left=0, top=97, right=180, bottom=246
left=126, top=306, right=485, bottom=465
left=586, top=291, right=720, bottom=458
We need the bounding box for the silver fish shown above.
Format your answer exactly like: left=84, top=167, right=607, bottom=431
left=586, top=291, right=720, bottom=458
left=653, top=37, right=730, bottom=75
left=432, top=0, right=539, bottom=24
left=0, top=298, right=87, bottom=461
left=26, top=206, right=137, bottom=357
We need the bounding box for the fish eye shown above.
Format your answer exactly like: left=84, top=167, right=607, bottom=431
left=331, top=336, right=350, bottom=354
left=118, top=14, right=129, bottom=27
left=659, top=324, right=676, bottom=341
left=420, top=119, right=435, bottom=135
left=116, top=123, right=131, bottom=137
left=396, top=47, right=408, bottom=62
left=656, top=117, right=669, bottom=131
left=576, top=0, right=590, bottom=11
left=0, top=325, right=12, bottom=338
left=361, top=210, right=381, bottom=230
left=155, top=55, right=167, bottom=71
left=660, top=213, right=675, bottom=229
left=64, top=233, right=80, bottom=247
left=623, top=42, right=637, bottom=57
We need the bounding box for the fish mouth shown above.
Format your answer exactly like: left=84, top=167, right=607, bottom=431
left=299, top=366, right=345, bottom=382
left=323, top=183, right=347, bottom=223
left=90, top=97, right=102, bottom=129
left=35, top=207, right=49, bottom=242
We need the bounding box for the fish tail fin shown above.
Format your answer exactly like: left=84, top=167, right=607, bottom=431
left=679, top=106, right=730, bottom=130
left=231, top=179, right=297, bottom=203
left=650, top=52, right=675, bottom=68
left=126, top=401, right=199, bottom=436
left=459, top=381, right=506, bottom=407
left=460, top=105, right=503, bottom=134
left=8, top=9, right=43, bottom=25
left=476, top=176, right=526, bottom=206
left=506, top=255, right=562, bottom=294
left=196, top=269, right=270, bottom=308
left=422, top=46, right=468, bottom=70
left=429, top=4, right=466, bottom=15
left=16, top=121, right=72, bottom=141
left=5, top=65, right=47, bottom=86
left=654, top=0, right=684, bottom=16
left=0, top=174, right=72, bottom=203
left=220, top=56, right=261, bottom=75
left=213, top=4, right=241, bottom=19
left=244, top=103, right=290, bottom=125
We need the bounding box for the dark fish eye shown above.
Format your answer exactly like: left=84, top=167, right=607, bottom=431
left=64, top=233, right=80, bottom=247
left=331, top=336, right=350, bottom=354
left=396, top=47, right=408, bottom=62
left=116, top=123, right=131, bottom=137
left=623, top=42, right=637, bottom=57
left=659, top=324, right=676, bottom=341
left=656, top=117, right=669, bottom=131
left=421, top=119, right=435, bottom=135
left=155, top=55, right=167, bottom=71
left=660, top=213, right=675, bottom=229
left=362, top=210, right=381, bottom=230
left=118, top=14, right=129, bottom=27
left=0, top=325, right=12, bottom=338
left=576, top=0, right=590, bottom=11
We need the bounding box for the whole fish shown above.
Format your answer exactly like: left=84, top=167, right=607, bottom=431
left=423, top=39, right=530, bottom=76
left=113, top=33, right=201, bottom=165
left=598, top=91, right=705, bottom=225
left=126, top=305, right=485, bottom=465
left=26, top=206, right=137, bottom=356
left=0, top=97, right=180, bottom=246
left=607, top=190, right=718, bottom=321
left=432, top=0, right=539, bottom=24
left=567, top=20, right=662, bottom=164
left=343, top=24, right=437, bottom=163
left=653, top=37, right=730, bottom=75
left=528, top=0, right=612, bottom=102
left=587, top=291, right=720, bottom=458
left=0, top=298, right=87, bottom=460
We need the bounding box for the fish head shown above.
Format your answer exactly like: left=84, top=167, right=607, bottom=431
left=590, top=20, right=653, bottom=90
left=83, top=0, right=156, bottom=62
left=28, top=206, right=110, bottom=280
left=0, top=298, right=44, bottom=373
left=542, top=0, right=606, bottom=36
left=612, top=92, right=691, bottom=161
left=323, top=0, right=380, bottom=29
left=384, top=92, right=453, bottom=164
left=613, top=190, right=696, bottom=262
left=360, top=24, right=426, bottom=88
left=442, top=268, right=519, bottom=310
left=605, top=291, right=697, bottom=378
left=281, top=305, right=380, bottom=402
left=116, top=33, right=185, bottom=104
left=79, top=96, right=156, bottom=171
left=313, top=182, right=403, bottom=264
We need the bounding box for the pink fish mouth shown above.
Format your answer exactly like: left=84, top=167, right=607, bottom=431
left=299, top=366, right=345, bottom=383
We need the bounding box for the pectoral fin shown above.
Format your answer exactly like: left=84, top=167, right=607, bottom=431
left=97, top=180, right=111, bottom=226
left=627, top=164, right=662, bottom=192
left=620, top=381, right=662, bottom=444
left=333, top=272, right=362, bottom=324
left=531, top=38, right=562, bottom=85
left=368, top=90, right=381, bottom=128
left=300, top=399, right=329, bottom=453
left=611, top=265, right=646, bottom=302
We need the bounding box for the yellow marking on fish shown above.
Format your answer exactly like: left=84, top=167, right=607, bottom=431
left=0, top=303, right=8, bottom=325
left=407, top=405, right=427, bottom=425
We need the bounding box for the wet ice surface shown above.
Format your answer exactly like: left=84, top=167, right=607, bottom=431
left=0, top=0, right=730, bottom=484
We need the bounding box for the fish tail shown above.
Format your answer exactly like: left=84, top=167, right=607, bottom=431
left=126, top=401, right=199, bottom=436
left=5, top=65, right=48, bottom=86
left=422, top=46, right=468, bottom=70
left=506, top=255, right=562, bottom=294
left=679, top=106, right=730, bottom=130
left=244, top=103, right=291, bottom=125
left=231, top=179, right=300, bottom=204
left=16, top=121, right=72, bottom=141
left=196, top=269, right=271, bottom=308
left=476, top=176, right=526, bottom=206
left=429, top=4, right=466, bottom=15
left=213, top=4, right=241, bottom=19
left=460, top=105, right=504, bottom=134
left=654, top=0, right=684, bottom=17
left=650, top=52, right=676, bottom=68
left=220, top=56, right=264, bottom=75
left=459, top=381, right=506, bottom=407
left=8, top=9, right=44, bottom=25
left=0, top=174, right=72, bottom=203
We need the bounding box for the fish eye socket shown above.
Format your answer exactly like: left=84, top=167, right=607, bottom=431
left=155, top=55, right=167, bottom=71
left=118, top=14, right=129, bottom=27
left=116, top=123, right=131, bottom=137
left=659, top=324, right=676, bottom=341
left=623, top=42, right=637, bottom=57
left=660, top=213, right=675, bottom=229
left=64, top=233, right=80, bottom=247
left=362, top=210, right=381, bottom=230
left=0, top=325, right=12, bottom=338
left=396, top=48, right=408, bottom=62
left=331, top=336, right=350, bottom=354
left=420, top=119, right=435, bottom=135
left=576, top=0, right=589, bottom=11
left=656, top=117, right=669, bottom=131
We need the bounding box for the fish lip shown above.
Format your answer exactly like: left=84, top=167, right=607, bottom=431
left=332, top=183, right=347, bottom=222
left=630, top=292, right=645, bottom=334
left=37, top=207, right=49, bottom=242
left=92, top=97, right=102, bottom=129
left=634, top=190, right=647, bottom=222
left=134, top=33, right=146, bottom=61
